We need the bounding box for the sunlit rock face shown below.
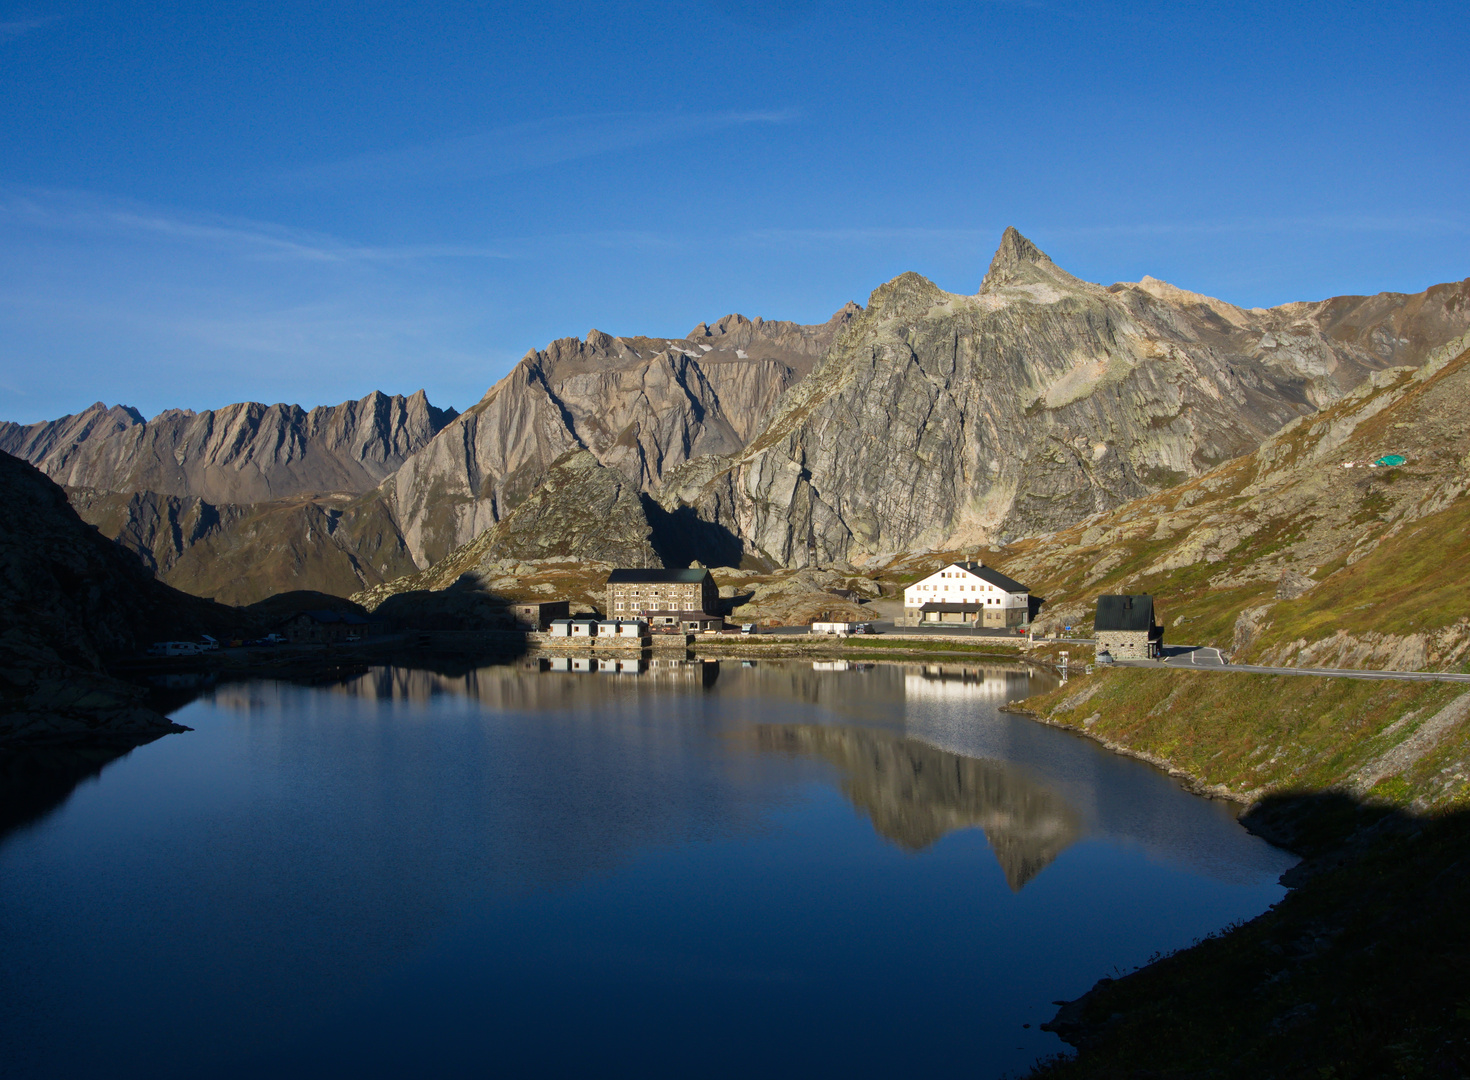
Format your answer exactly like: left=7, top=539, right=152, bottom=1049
left=0, top=392, right=454, bottom=605
left=378, top=308, right=859, bottom=567
left=352, top=450, right=664, bottom=613
left=666, top=230, right=1470, bottom=566
left=0, top=390, right=455, bottom=504
left=753, top=723, right=1082, bottom=890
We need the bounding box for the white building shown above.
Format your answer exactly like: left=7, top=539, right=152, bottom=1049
left=902, top=561, right=1031, bottom=628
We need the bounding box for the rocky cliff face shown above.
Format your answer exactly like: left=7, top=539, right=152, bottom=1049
left=10, top=232, right=1470, bottom=608
left=378, top=307, right=858, bottom=566
left=353, top=450, right=661, bottom=614
left=0, top=389, right=455, bottom=504
left=662, top=229, right=1470, bottom=568
left=0, top=391, right=451, bottom=604
left=992, top=329, right=1470, bottom=670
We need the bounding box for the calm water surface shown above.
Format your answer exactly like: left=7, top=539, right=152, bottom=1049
left=0, top=659, right=1294, bottom=1078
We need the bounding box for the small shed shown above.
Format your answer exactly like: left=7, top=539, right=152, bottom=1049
left=811, top=621, right=858, bottom=635
left=597, top=619, right=647, bottom=638
left=548, top=619, right=574, bottom=638
left=569, top=617, right=599, bottom=637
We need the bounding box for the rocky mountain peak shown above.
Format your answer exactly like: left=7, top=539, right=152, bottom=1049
left=688, top=313, right=756, bottom=341
left=864, top=271, right=948, bottom=320
left=979, top=226, right=1081, bottom=293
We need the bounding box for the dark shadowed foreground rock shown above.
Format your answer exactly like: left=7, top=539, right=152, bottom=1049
left=0, top=451, right=239, bottom=744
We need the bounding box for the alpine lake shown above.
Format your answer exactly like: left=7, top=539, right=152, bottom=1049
left=0, top=656, right=1295, bottom=1078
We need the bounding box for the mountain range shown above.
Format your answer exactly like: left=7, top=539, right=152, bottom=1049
left=5, top=229, right=1469, bottom=609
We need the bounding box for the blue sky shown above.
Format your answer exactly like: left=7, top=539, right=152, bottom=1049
left=1, top=0, right=1466, bottom=422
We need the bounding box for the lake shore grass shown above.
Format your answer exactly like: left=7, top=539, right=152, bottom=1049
left=1015, top=666, right=1470, bottom=1078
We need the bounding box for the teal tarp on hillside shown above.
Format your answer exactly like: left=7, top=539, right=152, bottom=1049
left=1375, top=454, right=1406, bottom=467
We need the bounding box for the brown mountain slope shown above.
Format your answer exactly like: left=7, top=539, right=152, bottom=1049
left=664, top=229, right=1470, bottom=568
left=0, top=390, right=451, bottom=605
left=66, top=488, right=419, bottom=606
left=985, top=329, right=1470, bottom=671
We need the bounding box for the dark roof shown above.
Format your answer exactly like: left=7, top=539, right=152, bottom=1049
left=919, top=602, right=986, bottom=613
left=1093, top=595, right=1157, bottom=632
left=952, top=561, right=1028, bottom=593
left=606, top=568, right=713, bottom=584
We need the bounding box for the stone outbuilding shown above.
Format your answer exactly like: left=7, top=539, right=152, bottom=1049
left=282, top=610, right=372, bottom=644
left=1093, top=595, right=1164, bottom=660
left=512, top=601, right=570, bottom=631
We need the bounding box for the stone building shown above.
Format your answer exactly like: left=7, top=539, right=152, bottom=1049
left=605, top=568, right=719, bottom=619
left=511, top=600, right=570, bottom=631
left=282, top=610, right=372, bottom=644
left=1093, top=595, right=1164, bottom=660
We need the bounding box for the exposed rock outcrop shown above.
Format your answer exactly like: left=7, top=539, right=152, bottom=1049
left=664, top=229, right=1470, bottom=567
left=994, top=330, right=1470, bottom=670
left=377, top=307, right=859, bottom=566
left=0, top=390, right=456, bottom=503
left=353, top=451, right=660, bottom=613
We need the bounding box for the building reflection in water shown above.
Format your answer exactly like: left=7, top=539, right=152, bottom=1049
left=203, top=658, right=1076, bottom=889
left=750, top=723, right=1081, bottom=890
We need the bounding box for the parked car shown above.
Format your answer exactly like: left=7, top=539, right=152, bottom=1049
left=740, top=624, right=757, bottom=635
left=200, top=635, right=219, bottom=651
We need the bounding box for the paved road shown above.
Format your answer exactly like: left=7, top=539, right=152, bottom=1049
left=1128, top=645, right=1470, bottom=684
left=754, top=620, right=1032, bottom=640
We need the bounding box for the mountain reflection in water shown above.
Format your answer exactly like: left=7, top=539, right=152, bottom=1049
left=0, top=658, right=1298, bottom=1080
left=752, top=724, right=1081, bottom=890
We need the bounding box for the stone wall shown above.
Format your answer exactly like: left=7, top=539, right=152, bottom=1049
left=1097, top=629, right=1154, bottom=660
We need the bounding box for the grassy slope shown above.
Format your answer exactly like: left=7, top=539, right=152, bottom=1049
left=961, top=336, right=1470, bottom=671
left=1020, top=668, right=1470, bottom=811
left=1016, top=665, right=1470, bottom=1077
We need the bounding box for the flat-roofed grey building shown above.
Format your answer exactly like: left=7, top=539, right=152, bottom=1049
left=512, top=600, right=570, bottom=631
left=1093, top=595, right=1164, bottom=660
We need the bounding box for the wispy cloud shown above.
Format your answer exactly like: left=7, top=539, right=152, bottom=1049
left=0, top=15, right=58, bottom=43
left=284, top=109, right=800, bottom=189
left=736, top=225, right=993, bottom=248
left=0, top=187, right=519, bottom=263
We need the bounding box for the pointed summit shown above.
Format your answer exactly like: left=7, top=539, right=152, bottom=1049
left=979, top=227, right=1081, bottom=293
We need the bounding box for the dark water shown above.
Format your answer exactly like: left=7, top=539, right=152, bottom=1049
left=0, top=659, right=1294, bottom=1079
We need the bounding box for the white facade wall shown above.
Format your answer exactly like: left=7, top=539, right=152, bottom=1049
left=903, top=565, right=1028, bottom=615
